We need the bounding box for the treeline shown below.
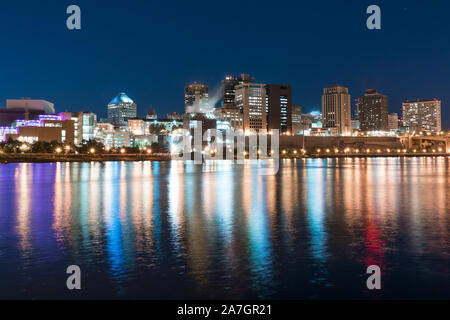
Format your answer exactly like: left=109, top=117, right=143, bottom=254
left=0, top=138, right=169, bottom=154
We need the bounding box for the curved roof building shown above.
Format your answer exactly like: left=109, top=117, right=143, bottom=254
left=107, top=93, right=137, bottom=127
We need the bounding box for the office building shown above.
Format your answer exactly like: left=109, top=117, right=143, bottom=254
left=107, top=92, right=137, bottom=127
left=402, top=99, right=442, bottom=133
left=235, top=83, right=267, bottom=133
left=266, top=84, right=292, bottom=135
left=322, top=85, right=351, bottom=135
left=222, top=74, right=254, bottom=106
left=358, top=89, right=389, bottom=132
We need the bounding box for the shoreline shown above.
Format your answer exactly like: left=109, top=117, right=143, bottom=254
left=0, top=152, right=449, bottom=164
left=0, top=153, right=172, bottom=164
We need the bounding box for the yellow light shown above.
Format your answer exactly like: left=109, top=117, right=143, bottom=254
left=387, top=149, right=391, bottom=153
left=56, top=147, right=62, bottom=153
left=293, top=150, right=297, bottom=154
left=355, top=149, right=359, bottom=153
left=282, top=150, right=287, bottom=154
left=65, top=145, right=71, bottom=151
left=334, top=149, right=339, bottom=153
left=120, top=148, right=126, bottom=154
left=366, top=149, right=370, bottom=153
left=326, top=149, right=330, bottom=153
left=147, top=149, right=152, bottom=154
left=377, top=149, right=381, bottom=153
left=438, top=148, right=443, bottom=152
left=317, top=149, right=321, bottom=153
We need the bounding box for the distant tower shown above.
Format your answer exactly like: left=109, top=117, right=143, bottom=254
left=322, top=85, right=351, bottom=135
left=184, top=82, right=209, bottom=114
left=107, top=92, right=137, bottom=127
left=146, top=107, right=157, bottom=120
left=221, top=74, right=254, bottom=106
left=358, top=89, right=389, bottom=132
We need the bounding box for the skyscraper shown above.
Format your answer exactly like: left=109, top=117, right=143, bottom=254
left=322, top=85, right=351, bottom=135
left=221, top=74, right=254, bottom=106
left=235, top=83, right=266, bottom=133
left=184, top=82, right=209, bottom=114
left=358, top=89, right=389, bottom=132
left=107, top=93, right=137, bottom=127
left=402, top=99, right=441, bottom=133
left=266, top=84, right=292, bottom=135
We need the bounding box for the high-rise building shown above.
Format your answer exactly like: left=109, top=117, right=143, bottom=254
left=266, top=85, right=292, bottom=135
left=291, top=105, right=302, bottom=135
left=184, top=82, right=209, bottom=114
left=402, top=99, right=441, bottom=133
left=322, top=85, right=351, bottom=135
left=222, top=74, right=254, bottom=106
left=235, top=83, right=266, bottom=133
left=358, top=89, right=389, bottom=132
left=107, top=93, right=137, bottom=127
left=388, top=113, right=399, bottom=130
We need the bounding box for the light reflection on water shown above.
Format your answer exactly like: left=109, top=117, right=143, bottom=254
left=0, top=158, right=449, bottom=299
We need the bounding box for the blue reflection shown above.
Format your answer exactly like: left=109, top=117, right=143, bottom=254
left=306, top=159, right=329, bottom=280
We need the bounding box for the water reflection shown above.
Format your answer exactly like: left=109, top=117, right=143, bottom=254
left=0, top=158, right=449, bottom=299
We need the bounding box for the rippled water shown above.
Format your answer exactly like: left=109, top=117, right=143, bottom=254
left=0, top=158, right=449, bottom=299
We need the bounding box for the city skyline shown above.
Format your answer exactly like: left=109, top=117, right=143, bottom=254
left=0, top=1, right=449, bottom=127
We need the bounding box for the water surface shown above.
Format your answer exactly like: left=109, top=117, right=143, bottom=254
left=0, top=158, right=449, bottom=299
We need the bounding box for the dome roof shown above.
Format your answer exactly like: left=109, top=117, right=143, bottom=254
left=109, top=92, right=134, bottom=104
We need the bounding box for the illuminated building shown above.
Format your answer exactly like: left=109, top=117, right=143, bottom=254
left=128, top=118, right=145, bottom=135
left=221, top=74, right=254, bottom=106
left=107, top=92, right=137, bottom=127
left=266, top=84, right=292, bottom=135
left=358, top=89, right=389, bottom=132
left=6, top=114, right=75, bottom=144
left=388, top=113, right=399, bottom=130
left=291, top=105, right=302, bottom=135
left=322, top=85, right=351, bottom=135
left=184, top=82, right=209, bottom=113
left=74, top=112, right=97, bottom=143
left=235, top=83, right=266, bottom=133
left=214, top=104, right=243, bottom=130
left=402, top=99, right=441, bottom=133
left=95, top=123, right=131, bottom=148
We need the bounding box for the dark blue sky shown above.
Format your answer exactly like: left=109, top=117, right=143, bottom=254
left=0, top=0, right=449, bottom=127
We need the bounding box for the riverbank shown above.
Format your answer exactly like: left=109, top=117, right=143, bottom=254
left=0, top=153, right=172, bottom=163
left=1, top=152, right=449, bottom=163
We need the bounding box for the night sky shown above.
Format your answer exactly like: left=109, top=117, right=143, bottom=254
left=0, top=0, right=448, bottom=128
